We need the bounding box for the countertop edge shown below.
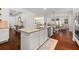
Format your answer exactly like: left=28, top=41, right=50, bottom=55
left=19, top=26, right=51, bottom=34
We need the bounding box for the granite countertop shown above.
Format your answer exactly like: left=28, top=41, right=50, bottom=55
left=19, top=26, right=51, bottom=34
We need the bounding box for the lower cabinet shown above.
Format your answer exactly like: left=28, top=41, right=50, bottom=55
left=40, top=29, right=48, bottom=46
left=21, top=32, right=30, bottom=50
left=21, top=29, right=48, bottom=50
left=44, top=29, right=48, bottom=42
left=28, top=32, right=40, bottom=50
left=40, top=30, right=45, bottom=46
left=0, top=29, right=9, bottom=43
left=21, top=32, right=40, bottom=50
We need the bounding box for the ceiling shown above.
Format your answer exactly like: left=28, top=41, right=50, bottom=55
left=9, top=9, right=22, bottom=16
left=26, top=8, right=73, bottom=16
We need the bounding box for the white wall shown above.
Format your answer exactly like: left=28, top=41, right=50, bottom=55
left=9, top=16, right=16, bottom=26
left=46, top=13, right=69, bottom=25
left=68, top=12, right=74, bottom=32
left=0, top=8, right=16, bottom=27
left=0, top=8, right=37, bottom=28
left=0, top=8, right=43, bottom=28
left=46, top=13, right=69, bottom=22
left=0, top=8, right=75, bottom=31
left=45, top=12, right=74, bottom=32
left=15, top=9, right=36, bottom=28
left=73, top=8, right=79, bottom=14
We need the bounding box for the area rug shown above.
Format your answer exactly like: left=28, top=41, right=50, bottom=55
left=38, top=38, right=58, bottom=50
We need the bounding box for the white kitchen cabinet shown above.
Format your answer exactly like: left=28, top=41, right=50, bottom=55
left=21, top=31, right=40, bottom=50
left=29, top=32, right=40, bottom=50
left=0, top=29, right=9, bottom=43
left=21, top=28, right=48, bottom=50
left=40, top=29, right=48, bottom=46
left=40, top=30, right=45, bottom=46
left=44, top=29, right=48, bottom=41
left=21, top=33, right=30, bottom=50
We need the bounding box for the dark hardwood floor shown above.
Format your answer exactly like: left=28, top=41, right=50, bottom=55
left=0, top=29, right=79, bottom=50
left=52, top=30, right=79, bottom=50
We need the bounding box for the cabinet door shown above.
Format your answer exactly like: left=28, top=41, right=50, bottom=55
left=40, top=30, right=45, bottom=46
left=21, top=32, right=30, bottom=50
left=44, top=29, right=48, bottom=42
left=21, top=32, right=40, bottom=50
left=29, top=32, right=40, bottom=50
left=40, top=29, right=48, bottom=46
left=0, top=29, right=9, bottom=42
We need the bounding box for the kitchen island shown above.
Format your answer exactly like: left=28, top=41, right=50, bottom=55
left=19, top=27, right=50, bottom=50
